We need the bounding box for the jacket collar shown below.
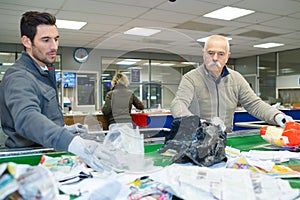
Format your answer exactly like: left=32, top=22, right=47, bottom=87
left=202, top=64, right=230, bottom=79
left=112, top=84, right=127, bottom=90
left=18, top=52, right=51, bottom=76
left=221, top=66, right=230, bottom=77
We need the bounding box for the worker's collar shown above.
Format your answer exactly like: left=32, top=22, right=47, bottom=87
left=114, top=84, right=127, bottom=89
left=221, top=66, right=230, bottom=77
left=40, top=66, right=48, bottom=71
left=204, top=65, right=230, bottom=80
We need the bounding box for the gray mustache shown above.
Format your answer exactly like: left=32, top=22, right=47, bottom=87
left=207, top=62, right=221, bottom=68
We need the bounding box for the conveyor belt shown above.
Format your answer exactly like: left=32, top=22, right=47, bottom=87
left=0, top=147, right=58, bottom=158
left=0, top=129, right=262, bottom=158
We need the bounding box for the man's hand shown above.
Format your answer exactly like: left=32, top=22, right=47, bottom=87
left=65, top=123, right=88, bottom=134
left=68, top=136, right=119, bottom=172
left=275, top=113, right=293, bottom=128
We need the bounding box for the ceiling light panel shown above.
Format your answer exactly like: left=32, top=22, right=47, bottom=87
left=253, top=43, right=284, bottom=48
left=116, top=61, right=137, bottom=65
left=56, top=19, right=87, bottom=30
left=204, top=6, right=255, bottom=21
left=197, top=36, right=232, bottom=43
left=116, top=59, right=141, bottom=65
left=124, top=27, right=161, bottom=36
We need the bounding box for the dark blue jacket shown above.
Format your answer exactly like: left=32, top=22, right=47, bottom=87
left=0, top=52, right=75, bottom=150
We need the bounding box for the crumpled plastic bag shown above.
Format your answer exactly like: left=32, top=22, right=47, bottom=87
left=0, top=162, right=58, bottom=200
left=104, top=123, right=144, bottom=154
left=158, top=116, right=227, bottom=167
left=260, top=121, right=300, bottom=147
left=103, top=123, right=157, bottom=173
left=79, top=115, right=106, bottom=143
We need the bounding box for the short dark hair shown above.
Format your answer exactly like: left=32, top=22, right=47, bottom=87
left=20, top=11, right=56, bottom=42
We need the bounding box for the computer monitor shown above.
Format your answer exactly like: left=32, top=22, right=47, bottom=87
left=59, top=72, right=76, bottom=88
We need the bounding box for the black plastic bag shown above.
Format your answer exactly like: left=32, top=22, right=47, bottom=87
left=158, top=116, right=227, bottom=167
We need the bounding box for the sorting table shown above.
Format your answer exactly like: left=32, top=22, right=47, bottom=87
left=0, top=129, right=299, bottom=189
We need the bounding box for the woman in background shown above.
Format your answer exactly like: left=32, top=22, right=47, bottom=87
left=102, top=73, right=145, bottom=127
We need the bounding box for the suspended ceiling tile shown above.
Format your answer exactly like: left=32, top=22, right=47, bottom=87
left=234, top=0, right=300, bottom=16
left=262, top=17, right=300, bottom=31
left=175, top=21, right=224, bottom=32
left=63, top=0, right=149, bottom=18
left=56, top=11, right=132, bottom=25
left=237, top=30, right=280, bottom=39
left=157, top=0, right=222, bottom=16
left=139, top=9, right=196, bottom=24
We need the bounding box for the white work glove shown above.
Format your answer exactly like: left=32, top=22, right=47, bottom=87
left=65, top=123, right=88, bottom=134
left=274, top=113, right=293, bottom=128
left=68, top=136, right=119, bottom=172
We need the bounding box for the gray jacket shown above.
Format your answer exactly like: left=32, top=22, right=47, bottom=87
left=102, top=84, right=144, bottom=126
left=171, top=64, right=282, bottom=132
left=0, top=52, right=75, bottom=151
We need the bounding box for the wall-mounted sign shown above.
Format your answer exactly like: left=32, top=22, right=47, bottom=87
left=131, top=68, right=140, bottom=83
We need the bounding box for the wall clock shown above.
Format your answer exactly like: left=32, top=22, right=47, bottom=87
left=73, top=47, right=89, bottom=63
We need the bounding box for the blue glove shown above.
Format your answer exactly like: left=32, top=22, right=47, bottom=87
left=274, top=113, right=293, bottom=128
left=65, top=123, right=88, bottom=134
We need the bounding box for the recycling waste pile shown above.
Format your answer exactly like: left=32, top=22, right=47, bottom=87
left=1, top=120, right=300, bottom=200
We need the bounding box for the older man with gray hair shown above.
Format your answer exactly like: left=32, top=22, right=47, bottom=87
left=171, top=35, right=293, bottom=133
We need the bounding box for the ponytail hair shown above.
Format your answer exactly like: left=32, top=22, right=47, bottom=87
left=111, top=73, right=129, bottom=88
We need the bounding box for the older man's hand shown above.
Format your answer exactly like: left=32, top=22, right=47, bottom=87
left=275, top=113, right=293, bottom=128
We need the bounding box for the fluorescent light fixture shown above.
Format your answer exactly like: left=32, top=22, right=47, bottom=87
left=142, top=62, right=174, bottom=66
left=117, top=61, right=137, bottom=65
left=123, top=59, right=141, bottom=62
left=258, top=66, right=268, bottom=70
left=143, top=62, right=161, bottom=66
left=253, top=43, right=284, bottom=48
left=197, top=36, right=232, bottom=43
left=56, top=19, right=87, bottom=30
left=0, top=53, right=12, bottom=56
left=181, top=62, right=196, bottom=65
left=151, top=63, right=162, bottom=66
left=124, top=27, right=161, bottom=36
left=2, top=63, right=14, bottom=66
left=116, top=59, right=141, bottom=65
left=129, top=67, right=142, bottom=69
left=280, top=68, right=293, bottom=71
left=204, top=6, right=254, bottom=20
left=160, top=63, right=174, bottom=66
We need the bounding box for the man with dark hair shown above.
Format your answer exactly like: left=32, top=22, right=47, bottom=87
left=0, top=11, right=116, bottom=171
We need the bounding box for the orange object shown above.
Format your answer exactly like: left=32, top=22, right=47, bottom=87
left=260, top=121, right=300, bottom=147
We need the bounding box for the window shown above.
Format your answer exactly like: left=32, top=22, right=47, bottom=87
left=0, top=52, right=16, bottom=82
left=259, top=53, right=276, bottom=101
left=279, top=49, right=300, bottom=75
left=101, top=57, right=198, bottom=109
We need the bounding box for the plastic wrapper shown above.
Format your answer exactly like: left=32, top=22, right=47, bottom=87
left=128, top=176, right=173, bottom=200
left=0, top=162, right=58, bottom=200
left=103, top=123, right=159, bottom=173
left=79, top=115, right=106, bottom=143
left=260, top=121, right=300, bottom=147
left=104, top=123, right=144, bottom=154
left=158, top=116, right=227, bottom=167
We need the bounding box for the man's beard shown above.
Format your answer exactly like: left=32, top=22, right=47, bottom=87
left=32, top=45, right=56, bottom=65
